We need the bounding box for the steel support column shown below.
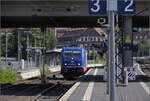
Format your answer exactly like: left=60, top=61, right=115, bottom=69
left=123, top=16, right=133, bottom=84
left=115, top=15, right=124, bottom=83
left=41, top=27, right=47, bottom=84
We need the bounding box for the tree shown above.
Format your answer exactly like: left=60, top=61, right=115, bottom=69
left=30, top=28, right=42, bottom=47
left=0, top=32, right=2, bottom=63
left=88, top=52, right=100, bottom=63
left=1, top=28, right=57, bottom=60
left=46, top=29, right=57, bottom=50
left=137, top=40, right=150, bottom=56
left=7, top=28, right=18, bottom=58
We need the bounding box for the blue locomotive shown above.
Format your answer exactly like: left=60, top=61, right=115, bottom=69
left=61, top=47, right=87, bottom=79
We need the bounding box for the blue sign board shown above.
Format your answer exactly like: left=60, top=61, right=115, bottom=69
left=88, top=0, right=107, bottom=14
left=88, top=0, right=136, bottom=14
left=123, top=43, right=133, bottom=50
left=118, top=0, right=136, bottom=14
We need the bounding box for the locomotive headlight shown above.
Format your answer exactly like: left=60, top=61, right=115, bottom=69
left=64, top=63, right=67, bottom=66
left=78, top=63, right=81, bottom=66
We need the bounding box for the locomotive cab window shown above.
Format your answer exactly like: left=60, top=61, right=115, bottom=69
left=64, top=50, right=81, bottom=57
left=64, top=51, right=72, bottom=57
left=73, top=50, right=81, bottom=57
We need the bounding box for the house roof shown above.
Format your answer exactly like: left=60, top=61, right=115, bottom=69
left=58, top=29, right=86, bottom=42
left=58, top=28, right=106, bottom=39
left=82, top=28, right=106, bottom=36
left=61, top=29, right=86, bottom=38
left=56, top=28, right=69, bottom=38
left=0, top=28, right=13, bottom=32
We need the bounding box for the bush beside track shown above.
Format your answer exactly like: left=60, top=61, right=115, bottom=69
left=0, top=65, right=52, bottom=84
left=0, top=66, right=22, bottom=84
left=40, top=65, right=51, bottom=75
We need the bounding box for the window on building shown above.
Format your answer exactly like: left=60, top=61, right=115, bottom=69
left=85, top=37, right=87, bottom=41
left=98, top=37, right=101, bottom=41
left=94, top=37, right=96, bottom=41
left=90, top=37, right=92, bottom=41
left=81, top=38, right=83, bottom=41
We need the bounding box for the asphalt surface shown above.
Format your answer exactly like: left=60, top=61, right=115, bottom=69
left=59, top=67, right=150, bottom=101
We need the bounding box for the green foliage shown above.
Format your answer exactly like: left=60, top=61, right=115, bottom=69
left=46, top=30, right=57, bottom=50
left=30, top=28, right=42, bottom=47
left=0, top=66, right=22, bottom=84
left=136, top=40, right=150, bottom=56
left=101, top=61, right=106, bottom=66
left=9, top=29, right=18, bottom=57
left=0, top=33, right=1, bottom=62
left=40, top=65, right=51, bottom=75
left=88, top=52, right=100, bottom=63
left=1, top=28, right=57, bottom=59
left=102, top=53, right=106, bottom=59
left=2, top=28, right=19, bottom=58
left=95, top=55, right=99, bottom=63
left=88, top=52, right=97, bottom=59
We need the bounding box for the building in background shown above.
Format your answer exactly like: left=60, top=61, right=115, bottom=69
left=56, top=28, right=107, bottom=54
left=133, top=30, right=150, bottom=57
left=0, top=28, right=13, bottom=33
left=133, top=31, right=150, bottom=41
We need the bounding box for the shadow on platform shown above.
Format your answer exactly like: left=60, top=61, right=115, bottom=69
left=78, top=75, right=105, bottom=83
left=0, top=82, right=73, bottom=98
left=132, top=75, right=150, bottom=82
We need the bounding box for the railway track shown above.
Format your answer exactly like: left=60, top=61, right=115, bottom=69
left=31, top=80, right=75, bottom=101
left=1, top=71, right=60, bottom=91
left=32, top=70, right=91, bottom=101
left=0, top=72, right=76, bottom=101
left=1, top=77, right=41, bottom=91
left=141, top=64, right=150, bottom=77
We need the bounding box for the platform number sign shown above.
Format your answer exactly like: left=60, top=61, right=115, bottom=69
left=118, top=0, right=136, bottom=14
left=88, top=0, right=107, bottom=14
left=88, top=0, right=136, bottom=14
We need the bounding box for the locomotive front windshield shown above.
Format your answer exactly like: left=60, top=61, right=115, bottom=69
left=64, top=50, right=81, bottom=57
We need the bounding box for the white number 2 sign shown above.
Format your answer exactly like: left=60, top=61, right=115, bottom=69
left=124, top=0, right=134, bottom=12
left=118, top=0, right=135, bottom=14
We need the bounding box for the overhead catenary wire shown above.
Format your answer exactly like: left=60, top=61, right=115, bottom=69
left=134, top=7, right=150, bottom=16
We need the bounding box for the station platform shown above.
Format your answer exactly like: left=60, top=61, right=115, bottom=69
left=18, top=66, right=61, bottom=79
left=18, top=64, right=103, bottom=80
left=59, top=67, right=150, bottom=101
